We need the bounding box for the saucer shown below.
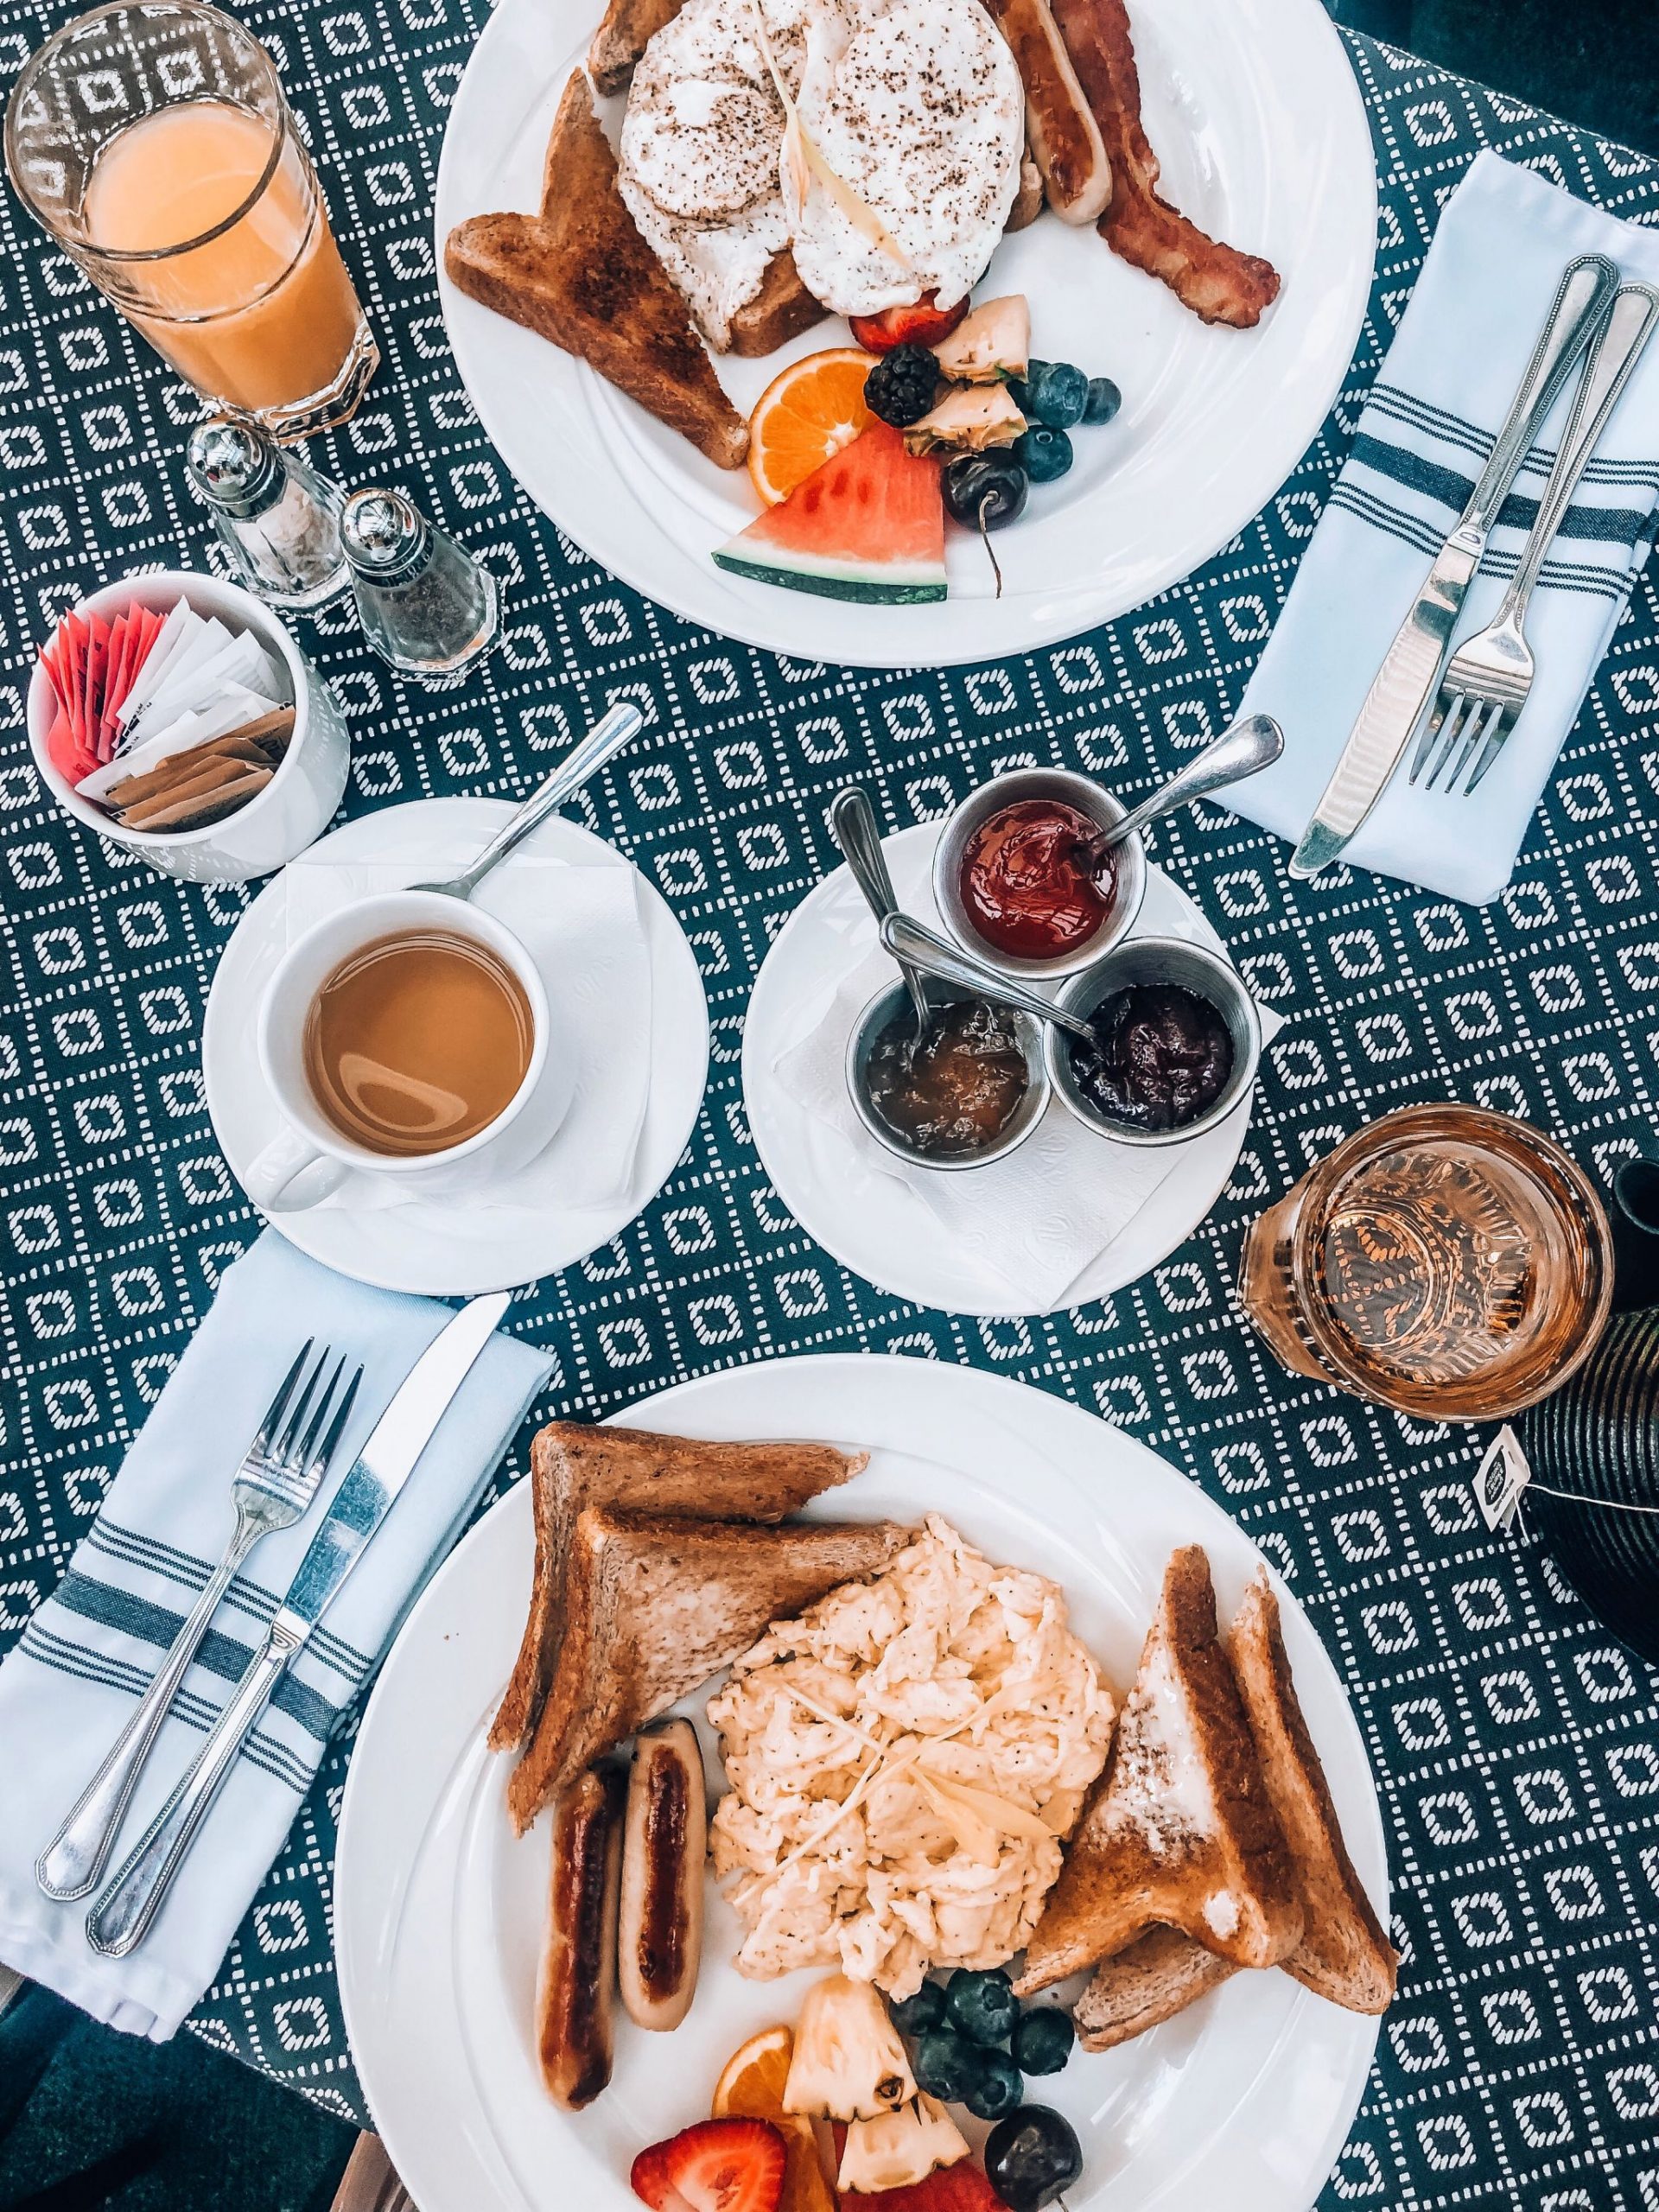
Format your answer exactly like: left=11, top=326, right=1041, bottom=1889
left=205, top=798, right=709, bottom=1295
left=741, top=822, right=1253, bottom=1315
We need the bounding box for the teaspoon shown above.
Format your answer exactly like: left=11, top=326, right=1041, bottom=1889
left=412, top=701, right=645, bottom=900
left=880, top=912, right=1097, bottom=1047
left=830, top=785, right=932, bottom=1039
left=1077, top=713, right=1283, bottom=867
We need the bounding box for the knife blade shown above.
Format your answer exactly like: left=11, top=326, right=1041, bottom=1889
left=1290, top=251, right=1619, bottom=879
left=86, top=1289, right=512, bottom=1956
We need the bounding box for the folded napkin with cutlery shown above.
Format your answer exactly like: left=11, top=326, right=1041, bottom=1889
left=1230, top=149, right=1659, bottom=903
left=0, top=1234, right=550, bottom=2039
left=776, top=841, right=1281, bottom=1313
left=282, top=834, right=653, bottom=1219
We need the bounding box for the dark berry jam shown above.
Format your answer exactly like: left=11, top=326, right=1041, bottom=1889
left=1067, top=983, right=1234, bottom=1132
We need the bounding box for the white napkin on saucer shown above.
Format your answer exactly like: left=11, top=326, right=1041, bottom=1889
left=0, top=1233, right=551, bottom=2042
left=1230, top=151, right=1659, bottom=905
left=772, top=847, right=1281, bottom=1315
left=281, top=842, right=652, bottom=1216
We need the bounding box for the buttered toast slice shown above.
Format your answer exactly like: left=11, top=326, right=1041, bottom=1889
left=587, top=0, right=685, bottom=93
left=1014, top=1546, right=1302, bottom=1992
left=505, top=1507, right=912, bottom=1834
left=445, top=72, right=749, bottom=468
left=728, top=249, right=826, bottom=358
left=490, top=1423, right=866, bottom=1753
left=1072, top=1570, right=1397, bottom=2045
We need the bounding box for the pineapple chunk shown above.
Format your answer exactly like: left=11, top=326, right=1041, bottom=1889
left=783, top=1974, right=917, bottom=2122
left=903, top=384, right=1027, bottom=455
left=837, top=2097, right=972, bottom=2194
left=931, top=296, right=1031, bottom=384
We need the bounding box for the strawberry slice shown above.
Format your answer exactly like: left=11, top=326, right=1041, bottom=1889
left=849, top=294, right=969, bottom=354
left=839, top=2159, right=1013, bottom=2212
left=632, top=2117, right=789, bottom=2212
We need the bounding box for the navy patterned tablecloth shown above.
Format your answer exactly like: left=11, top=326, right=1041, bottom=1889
left=3, top=2, right=1659, bottom=2201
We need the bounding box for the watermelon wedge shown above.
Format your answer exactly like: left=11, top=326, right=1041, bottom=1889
left=715, top=421, right=947, bottom=604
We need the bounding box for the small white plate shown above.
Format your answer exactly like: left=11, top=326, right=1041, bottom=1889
left=336, top=1355, right=1387, bottom=2212
left=202, top=798, right=709, bottom=1295
left=742, top=821, right=1253, bottom=1313
left=434, top=0, right=1376, bottom=669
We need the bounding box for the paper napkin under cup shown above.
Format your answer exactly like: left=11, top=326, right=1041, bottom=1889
left=1230, top=150, right=1659, bottom=905
left=280, top=841, right=653, bottom=1217
left=774, top=842, right=1281, bottom=1314
left=0, top=1233, right=551, bottom=2041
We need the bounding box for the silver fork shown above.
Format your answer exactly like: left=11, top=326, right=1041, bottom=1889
left=35, top=1342, right=362, bottom=1901
left=1412, top=280, right=1659, bottom=796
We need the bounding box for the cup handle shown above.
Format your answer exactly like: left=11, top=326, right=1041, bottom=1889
left=245, top=1126, right=347, bottom=1212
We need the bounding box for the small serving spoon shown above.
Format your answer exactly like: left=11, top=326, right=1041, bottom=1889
left=1073, top=713, right=1283, bottom=872
left=880, top=912, right=1097, bottom=1047
left=830, top=785, right=933, bottom=1040
left=411, top=701, right=645, bottom=899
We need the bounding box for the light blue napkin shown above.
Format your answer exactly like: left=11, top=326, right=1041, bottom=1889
left=1231, top=150, right=1659, bottom=904
left=0, top=1233, right=551, bottom=2040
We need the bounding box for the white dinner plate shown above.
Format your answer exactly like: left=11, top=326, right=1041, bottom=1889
left=336, top=1355, right=1387, bottom=2212
left=742, top=822, right=1256, bottom=1313
left=434, top=0, right=1376, bottom=668
left=202, top=799, right=709, bottom=1296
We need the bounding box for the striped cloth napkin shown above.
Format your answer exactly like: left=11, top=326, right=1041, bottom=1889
left=1231, top=150, right=1659, bottom=903
left=0, top=1234, right=550, bottom=2040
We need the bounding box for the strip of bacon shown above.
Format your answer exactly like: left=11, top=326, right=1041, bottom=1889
left=1050, top=0, right=1281, bottom=328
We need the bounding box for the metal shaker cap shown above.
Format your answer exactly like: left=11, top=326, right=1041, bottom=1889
left=340, top=488, right=430, bottom=583
left=185, top=416, right=283, bottom=518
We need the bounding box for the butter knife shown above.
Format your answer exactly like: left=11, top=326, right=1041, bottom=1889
left=86, top=1290, right=510, bottom=1957
left=1289, top=251, right=1619, bottom=878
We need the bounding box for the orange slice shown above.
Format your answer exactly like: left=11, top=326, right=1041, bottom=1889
left=747, top=349, right=877, bottom=507
left=712, top=2026, right=834, bottom=2212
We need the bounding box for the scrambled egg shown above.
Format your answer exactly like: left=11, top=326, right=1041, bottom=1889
left=709, top=1515, right=1116, bottom=1997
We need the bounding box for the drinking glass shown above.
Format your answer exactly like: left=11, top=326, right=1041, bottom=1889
left=5, top=0, right=377, bottom=438
left=1238, top=1103, right=1613, bottom=1420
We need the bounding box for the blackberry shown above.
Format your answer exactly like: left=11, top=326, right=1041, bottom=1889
left=864, top=344, right=939, bottom=428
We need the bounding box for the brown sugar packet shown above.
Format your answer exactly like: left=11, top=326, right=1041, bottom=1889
left=118, top=766, right=272, bottom=832
left=103, top=733, right=278, bottom=810
left=111, top=755, right=260, bottom=823
left=228, top=706, right=296, bottom=756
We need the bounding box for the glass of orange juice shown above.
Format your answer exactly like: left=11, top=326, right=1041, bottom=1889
left=6, top=0, right=377, bottom=439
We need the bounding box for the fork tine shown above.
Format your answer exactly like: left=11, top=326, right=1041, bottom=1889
left=1421, top=695, right=1471, bottom=791
left=1409, top=691, right=1452, bottom=783
left=270, top=1342, right=331, bottom=1465
left=312, top=1365, right=363, bottom=1480
left=291, top=1351, right=352, bottom=1472
left=1462, top=704, right=1512, bottom=794
left=1446, top=699, right=1502, bottom=793
left=251, top=1340, right=314, bottom=1458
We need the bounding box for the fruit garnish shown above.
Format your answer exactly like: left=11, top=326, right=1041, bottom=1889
left=902, top=386, right=1026, bottom=458
left=785, top=1975, right=916, bottom=2121
left=714, top=423, right=946, bottom=607
left=930, top=297, right=1030, bottom=385
left=837, top=2096, right=969, bottom=2194
left=864, top=345, right=941, bottom=430
left=1008, top=362, right=1088, bottom=431
left=747, top=349, right=878, bottom=508
left=982, top=2107, right=1082, bottom=2212
left=940, top=454, right=1027, bottom=599
left=1009, top=2008, right=1075, bottom=2078
left=632, top=2116, right=788, bottom=2212
left=714, top=2025, right=836, bottom=2212
left=849, top=295, right=969, bottom=355
left=838, top=2155, right=1014, bottom=2210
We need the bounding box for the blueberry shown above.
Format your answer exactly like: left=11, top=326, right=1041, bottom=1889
left=1011, top=2005, right=1076, bottom=2075
left=962, top=2047, right=1024, bottom=2122
left=1023, top=360, right=1088, bottom=429
left=1013, top=426, right=1072, bottom=485
left=913, top=2029, right=977, bottom=2103
left=945, top=1967, right=1019, bottom=2046
left=890, top=1980, right=947, bottom=2036
left=1083, top=375, right=1122, bottom=426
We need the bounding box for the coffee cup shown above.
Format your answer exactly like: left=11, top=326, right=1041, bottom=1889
left=245, top=889, right=575, bottom=1212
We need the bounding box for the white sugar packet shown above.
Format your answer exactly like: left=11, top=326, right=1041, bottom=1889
left=277, top=841, right=653, bottom=1218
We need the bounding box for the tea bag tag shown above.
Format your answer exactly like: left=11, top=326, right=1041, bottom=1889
left=1474, top=1424, right=1532, bottom=1534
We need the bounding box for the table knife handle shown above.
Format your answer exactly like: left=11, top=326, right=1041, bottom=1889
left=36, top=1540, right=251, bottom=1900
left=85, top=1616, right=302, bottom=1958
left=1463, top=253, right=1618, bottom=537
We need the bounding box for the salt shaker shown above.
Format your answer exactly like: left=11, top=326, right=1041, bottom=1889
left=185, top=417, right=347, bottom=612
left=340, top=487, right=501, bottom=681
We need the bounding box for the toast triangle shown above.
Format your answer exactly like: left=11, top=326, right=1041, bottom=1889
left=490, top=1423, right=866, bottom=1752
left=506, top=1506, right=912, bottom=1833
left=1014, top=1546, right=1301, bottom=1992
left=444, top=72, right=749, bottom=468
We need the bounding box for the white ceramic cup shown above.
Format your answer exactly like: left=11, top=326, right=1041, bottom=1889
left=245, top=889, right=575, bottom=1212
left=26, top=569, right=348, bottom=885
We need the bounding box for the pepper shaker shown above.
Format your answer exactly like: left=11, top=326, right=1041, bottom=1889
left=340, top=487, right=501, bottom=681
left=185, top=417, right=347, bottom=612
